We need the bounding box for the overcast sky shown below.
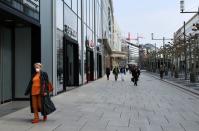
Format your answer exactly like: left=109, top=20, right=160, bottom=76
left=113, top=0, right=199, bottom=47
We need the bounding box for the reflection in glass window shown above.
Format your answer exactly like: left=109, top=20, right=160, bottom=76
left=83, top=24, right=87, bottom=83
left=87, top=28, right=92, bottom=43
left=78, top=18, right=82, bottom=51
left=78, top=0, right=81, bottom=17
left=56, top=29, right=64, bottom=92
left=64, top=0, right=71, bottom=7
left=96, top=4, right=102, bottom=37
left=64, top=4, right=78, bottom=40
left=90, top=0, right=93, bottom=30
left=87, top=0, right=89, bottom=26
left=78, top=18, right=82, bottom=83
left=56, top=0, right=63, bottom=30
left=72, top=0, right=77, bottom=14
left=84, top=0, right=87, bottom=23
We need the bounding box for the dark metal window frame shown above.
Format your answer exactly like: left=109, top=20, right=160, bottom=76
left=0, top=0, right=40, bottom=21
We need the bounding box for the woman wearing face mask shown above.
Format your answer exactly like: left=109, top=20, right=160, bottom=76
left=24, top=63, right=56, bottom=123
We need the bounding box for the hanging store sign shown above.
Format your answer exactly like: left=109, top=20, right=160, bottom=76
left=89, top=40, right=95, bottom=48
left=86, top=40, right=95, bottom=48
left=64, top=25, right=77, bottom=40
left=23, top=0, right=39, bottom=10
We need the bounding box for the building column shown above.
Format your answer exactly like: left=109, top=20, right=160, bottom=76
left=52, top=0, right=57, bottom=95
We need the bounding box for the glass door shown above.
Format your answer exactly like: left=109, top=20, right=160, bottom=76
left=63, top=39, right=79, bottom=87
left=73, top=43, right=79, bottom=86
left=66, top=43, right=74, bottom=86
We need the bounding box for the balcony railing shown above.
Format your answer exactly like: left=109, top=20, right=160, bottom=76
left=0, top=0, right=40, bottom=21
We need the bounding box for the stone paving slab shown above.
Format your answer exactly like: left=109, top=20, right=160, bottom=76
left=0, top=101, right=29, bottom=117
left=0, top=72, right=199, bottom=131
left=149, top=72, right=199, bottom=95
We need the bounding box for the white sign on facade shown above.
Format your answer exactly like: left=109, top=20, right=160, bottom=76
left=23, top=0, right=39, bottom=11
left=64, top=25, right=77, bottom=40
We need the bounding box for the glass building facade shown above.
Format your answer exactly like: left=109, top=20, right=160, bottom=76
left=56, top=0, right=114, bottom=92
left=0, top=0, right=115, bottom=103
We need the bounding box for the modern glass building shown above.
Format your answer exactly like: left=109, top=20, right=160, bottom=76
left=0, top=0, right=115, bottom=104
left=55, top=0, right=114, bottom=93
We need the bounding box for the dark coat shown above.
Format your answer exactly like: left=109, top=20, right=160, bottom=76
left=24, top=71, right=56, bottom=116
left=131, top=69, right=139, bottom=81
left=120, top=67, right=126, bottom=74
left=106, top=68, right=110, bottom=75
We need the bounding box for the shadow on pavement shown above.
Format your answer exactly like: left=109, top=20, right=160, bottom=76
left=0, top=101, right=29, bottom=118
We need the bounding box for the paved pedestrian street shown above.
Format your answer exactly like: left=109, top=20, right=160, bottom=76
left=1, top=72, right=199, bottom=131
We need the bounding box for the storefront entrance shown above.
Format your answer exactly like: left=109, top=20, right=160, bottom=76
left=97, top=53, right=102, bottom=78
left=63, top=37, right=79, bottom=88
left=0, top=9, right=41, bottom=103
left=86, top=49, right=94, bottom=82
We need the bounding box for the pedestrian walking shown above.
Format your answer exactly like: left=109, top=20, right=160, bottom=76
left=171, top=65, right=175, bottom=77
left=131, top=66, right=139, bottom=86
left=106, top=67, right=111, bottom=80
left=159, top=65, right=164, bottom=79
left=120, top=66, right=125, bottom=81
left=24, top=63, right=56, bottom=123
left=113, top=66, right=119, bottom=81
left=125, top=65, right=129, bottom=73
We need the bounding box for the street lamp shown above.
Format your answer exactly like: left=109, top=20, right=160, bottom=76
left=180, top=0, right=199, bottom=14
left=183, top=21, right=188, bottom=80
left=154, top=43, right=157, bottom=72
left=180, top=0, right=185, bottom=12
left=189, top=25, right=199, bottom=82
left=168, top=42, right=175, bottom=77
left=151, top=33, right=173, bottom=75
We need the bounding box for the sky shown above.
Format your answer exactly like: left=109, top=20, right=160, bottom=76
left=113, top=0, right=199, bottom=47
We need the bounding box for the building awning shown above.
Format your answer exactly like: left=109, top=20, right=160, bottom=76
left=111, top=51, right=128, bottom=59
left=128, top=61, right=138, bottom=65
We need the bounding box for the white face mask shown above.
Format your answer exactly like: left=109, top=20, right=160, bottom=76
left=35, top=68, right=40, bottom=72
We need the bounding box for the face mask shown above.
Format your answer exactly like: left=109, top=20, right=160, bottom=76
left=35, top=68, right=40, bottom=72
